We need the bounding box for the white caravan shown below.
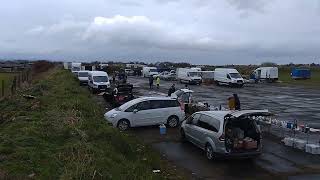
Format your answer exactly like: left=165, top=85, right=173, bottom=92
left=176, top=68, right=202, bottom=85
left=252, top=67, right=278, bottom=82
left=142, top=67, right=159, bottom=77
left=214, top=68, right=244, bottom=87
left=88, top=71, right=110, bottom=93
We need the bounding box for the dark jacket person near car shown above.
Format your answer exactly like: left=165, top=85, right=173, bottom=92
left=149, top=75, right=154, bottom=89
left=233, top=93, right=241, bottom=110
left=168, top=84, right=176, bottom=96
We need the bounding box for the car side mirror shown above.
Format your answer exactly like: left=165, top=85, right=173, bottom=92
left=227, top=75, right=231, bottom=79
left=133, top=109, right=138, bottom=113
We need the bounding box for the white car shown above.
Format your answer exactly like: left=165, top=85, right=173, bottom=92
left=104, top=97, right=185, bottom=131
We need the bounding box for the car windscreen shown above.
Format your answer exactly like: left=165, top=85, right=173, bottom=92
left=78, top=72, right=88, bottom=77
left=93, top=76, right=108, bottom=82
left=174, top=90, right=184, bottom=97
left=188, top=72, right=201, bottom=77
left=150, top=69, right=158, bottom=72
left=229, top=73, right=242, bottom=78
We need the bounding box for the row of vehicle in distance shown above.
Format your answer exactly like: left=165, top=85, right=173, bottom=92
left=141, top=66, right=280, bottom=87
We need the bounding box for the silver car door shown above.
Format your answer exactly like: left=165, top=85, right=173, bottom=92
left=186, top=114, right=201, bottom=145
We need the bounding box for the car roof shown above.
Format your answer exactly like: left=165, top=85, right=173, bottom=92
left=119, top=96, right=178, bottom=110
left=88, top=71, right=108, bottom=76
left=179, top=89, right=194, bottom=93
left=197, top=110, right=271, bottom=120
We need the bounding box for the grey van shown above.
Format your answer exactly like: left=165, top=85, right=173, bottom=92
left=180, top=110, right=271, bottom=160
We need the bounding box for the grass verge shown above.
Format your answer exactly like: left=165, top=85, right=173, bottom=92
left=0, top=69, right=177, bottom=179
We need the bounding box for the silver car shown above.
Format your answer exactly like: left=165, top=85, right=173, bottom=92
left=104, top=97, right=185, bottom=131
left=180, top=110, right=271, bottom=160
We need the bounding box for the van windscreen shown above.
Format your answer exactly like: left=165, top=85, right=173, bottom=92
left=189, top=72, right=201, bottom=77
left=78, top=72, right=88, bottom=77
left=93, top=76, right=108, bottom=82
left=229, top=73, right=242, bottom=78
left=150, top=69, right=158, bottom=72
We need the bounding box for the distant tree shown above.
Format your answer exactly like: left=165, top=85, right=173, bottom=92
left=261, top=62, right=277, bottom=67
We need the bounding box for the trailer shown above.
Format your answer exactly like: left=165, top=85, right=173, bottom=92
left=291, top=68, right=311, bottom=79
left=251, top=67, right=278, bottom=82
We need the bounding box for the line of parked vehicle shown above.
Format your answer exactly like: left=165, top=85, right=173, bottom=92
left=68, top=65, right=270, bottom=160
left=141, top=66, right=280, bottom=88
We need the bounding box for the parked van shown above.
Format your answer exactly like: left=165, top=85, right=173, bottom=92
left=176, top=68, right=202, bottom=85
left=71, top=63, right=82, bottom=75
left=77, top=71, right=89, bottom=85
left=88, top=71, right=110, bottom=93
left=142, top=67, right=159, bottom=77
left=180, top=110, right=271, bottom=160
left=251, top=67, right=278, bottom=82
left=214, top=68, right=244, bottom=87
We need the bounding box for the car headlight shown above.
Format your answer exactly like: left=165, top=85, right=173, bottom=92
left=110, top=113, right=118, bottom=118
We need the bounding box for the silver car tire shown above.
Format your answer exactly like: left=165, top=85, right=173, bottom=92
left=117, top=119, right=130, bottom=131
left=167, top=116, right=179, bottom=128
left=206, top=144, right=215, bottom=160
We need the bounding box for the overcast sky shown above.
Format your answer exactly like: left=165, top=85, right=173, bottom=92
left=0, top=0, right=319, bottom=65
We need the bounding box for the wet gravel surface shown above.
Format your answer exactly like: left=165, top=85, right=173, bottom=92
left=125, top=77, right=320, bottom=180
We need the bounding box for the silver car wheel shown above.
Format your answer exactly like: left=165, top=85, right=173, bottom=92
left=206, top=145, right=214, bottom=160
left=118, top=120, right=129, bottom=131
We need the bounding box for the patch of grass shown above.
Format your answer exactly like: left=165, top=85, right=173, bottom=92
left=0, top=69, right=175, bottom=179
left=279, top=67, right=320, bottom=87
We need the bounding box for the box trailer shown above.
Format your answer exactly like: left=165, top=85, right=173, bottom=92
left=251, top=67, right=278, bottom=82
left=291, top=68, right=311, bottom=79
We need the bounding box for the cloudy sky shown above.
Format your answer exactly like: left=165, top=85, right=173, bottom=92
left=0, top=0, right=319, bottom=65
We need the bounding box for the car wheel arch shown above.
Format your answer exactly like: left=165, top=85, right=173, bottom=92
left=205, top=138, right=217, bottom=152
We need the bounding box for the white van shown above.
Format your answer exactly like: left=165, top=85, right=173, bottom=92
left=142, top=67, right=159, bottom=77
left=214, top=68, right=244, bottom=87
left=252, top=67, right=278, bottom=82
left=77, top=71, right=89, bottom=85
left=71, top=63, right=82, bottom=75
left=88, top=71, right=110, bottom=93
left=176, top=68, right=202, bottom=85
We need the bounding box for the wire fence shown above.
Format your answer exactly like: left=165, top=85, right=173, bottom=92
left=0, top=69, right=32, bottom=99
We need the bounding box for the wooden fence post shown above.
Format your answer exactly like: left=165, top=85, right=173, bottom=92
left=1, top=80, right=4, bottom=97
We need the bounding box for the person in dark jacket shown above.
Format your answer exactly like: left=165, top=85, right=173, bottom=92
left=233, top=93, right=241, bottom=110
left=168, top=84, right=176, bottom=96
left=149, top=75, right=154, bottom=89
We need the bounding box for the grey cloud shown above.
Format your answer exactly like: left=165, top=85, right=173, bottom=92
left=226, top=0, right=271, bottom=13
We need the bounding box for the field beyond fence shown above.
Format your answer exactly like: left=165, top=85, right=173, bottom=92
left=0, top=70, right=31, bottom=99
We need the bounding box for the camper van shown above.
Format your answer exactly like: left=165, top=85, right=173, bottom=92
left=142, top=67, right=158, bottom=77
left=88, top=71, right=110, bottom=93
left=251, top=67, right=278, bottom=82
left=176, top=68, right=202, bottom=85
left=214, top=68, right=244, bottom=87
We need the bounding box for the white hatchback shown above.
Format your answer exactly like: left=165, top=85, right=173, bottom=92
left=104, top=97, right=185, bottom=130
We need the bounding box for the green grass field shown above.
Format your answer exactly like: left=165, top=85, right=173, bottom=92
left=0, top=69, right=180, bottom=179
left=279, top=67, right=320, bottom=87
left=0, top=73, right=17, bottom=97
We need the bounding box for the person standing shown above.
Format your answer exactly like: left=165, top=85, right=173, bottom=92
left=156, top=76, right=160, bottom=89
left=149, top=75, right=154, bottom=89
left=228, top=96, right=235, bottom=110
left=233, top=93, right=241, bottom=110
left=168, top=84, right=176, bottom=96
